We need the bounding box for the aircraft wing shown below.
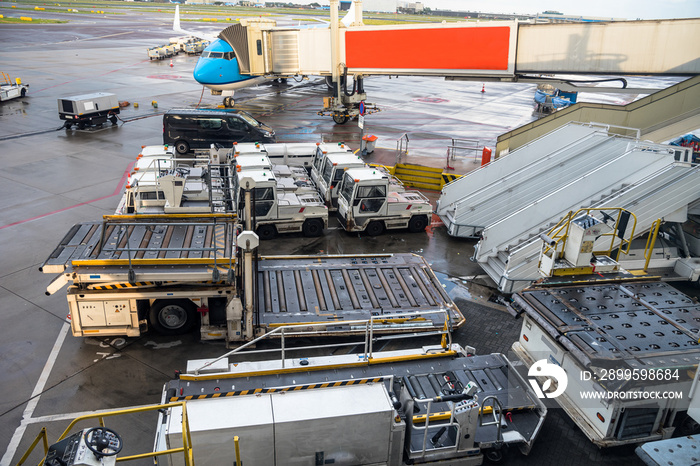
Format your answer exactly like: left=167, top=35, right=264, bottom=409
left=173, top=5, right=219, bottom=42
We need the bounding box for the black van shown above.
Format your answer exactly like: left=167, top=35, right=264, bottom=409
left=163, top=108, right=276, bottom=154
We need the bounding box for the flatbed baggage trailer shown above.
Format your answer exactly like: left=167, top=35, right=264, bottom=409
left=40, top=215, right=464, bottom=342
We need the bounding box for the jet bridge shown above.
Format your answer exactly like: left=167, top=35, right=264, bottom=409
left=435, top=122, right=700, bottom=293
left=220, top=17, right=700, bottom=80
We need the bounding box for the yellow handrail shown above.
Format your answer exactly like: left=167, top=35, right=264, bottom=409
left=18, top=402, right=195, bottom=466
left=643, top=219, right=663, bottom=272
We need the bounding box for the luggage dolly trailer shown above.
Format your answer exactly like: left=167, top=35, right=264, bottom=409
left=509, top=208, right=700, bottom=447
left=40, top=215, right=464, bottom=341
left=58, top=92, right=120, bottom=129
left=155, top=319, right=546, bottom=465
left=0, top=71, right=29, bottom=101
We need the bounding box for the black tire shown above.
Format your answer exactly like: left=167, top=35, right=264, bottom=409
left=78, top=121, right=87, bottom=130
left=223, top=96, right=234, bottom=108
left=63, top=122, right=72, bottom=130
left=257, top=224, right=278, bottom=240
left=332, top=112, right=348, bottom=125
left=365, top=221, right=384, bottom=237
left=302, top=219, right=324, bottom=237
left=408, top=215, right=429, bottom=233
left=175, top=140, right=189, bottom=155
left=149, top=299, right=197, bottom=335
left=20, top=88, right=26, bottom=97
left=109, top=115, right=118, bottom=124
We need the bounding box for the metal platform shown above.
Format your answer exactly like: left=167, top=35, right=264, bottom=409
left=255, top=254, right=465, bottom=332
left=40, top=214, right=237, bottom=280
left=165, top=349, right=545, bottom=453
left=513, top=281, right=700, bottom=377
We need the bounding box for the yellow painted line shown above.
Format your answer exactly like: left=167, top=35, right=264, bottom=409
left=266, top=316, right=428, bottom=328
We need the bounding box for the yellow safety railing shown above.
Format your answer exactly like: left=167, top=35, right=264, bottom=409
left=643, top=219, right=663, bottom=272
left=16, top=402, right=195, bottom=466
left=540, top=207, right=637, bottom=271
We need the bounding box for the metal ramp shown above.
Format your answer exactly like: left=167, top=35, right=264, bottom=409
left=435, top=122, right=700, bottom=293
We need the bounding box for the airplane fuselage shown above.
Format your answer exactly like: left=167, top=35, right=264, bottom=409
left=193, top=38, right=268, bottom=91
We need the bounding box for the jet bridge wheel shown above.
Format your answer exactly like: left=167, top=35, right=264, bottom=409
left=332, top=112, right=348, bottom=125
left=149, top=299, right=197, bottom=335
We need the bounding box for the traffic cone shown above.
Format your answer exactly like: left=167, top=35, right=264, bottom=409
left=481, top=84, right=485, bottom=93
left=169, top=59, right=173, bottom=67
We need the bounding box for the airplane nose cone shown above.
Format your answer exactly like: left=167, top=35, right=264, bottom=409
left=193, top=58, right=212, bottom=85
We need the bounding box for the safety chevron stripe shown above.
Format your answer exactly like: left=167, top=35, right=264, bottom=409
left=169, top=377, right=385, bottom=402
left=89, top=282, right=162, bottom=290
left=441, top=174, right=460, bottom=184
left=89, top=280, right=228, bottom=290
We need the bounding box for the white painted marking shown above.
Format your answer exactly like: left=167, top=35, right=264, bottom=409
left=1, top=322, right=70, bottom=466
left=21, top=404, right=157, bottom=425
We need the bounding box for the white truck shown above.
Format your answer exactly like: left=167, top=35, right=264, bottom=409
left=337, top=167, right=432, bottom=236
left=0, top=72, right=29, bottom=101
left=313, top=151, right=404, bottom=211
left=235, top=169, right=328, bottom=239
left=58, top=92, right=120, bottom=129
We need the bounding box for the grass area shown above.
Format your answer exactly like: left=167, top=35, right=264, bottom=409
left=0, top=5, right=123, bottom=15
left=0, top=16, right=67, bottom=23
left=5, top=0, right=471, bottom=24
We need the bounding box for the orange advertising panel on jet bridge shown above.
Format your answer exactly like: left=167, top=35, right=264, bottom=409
left=345, top=26, right=511, bottom=71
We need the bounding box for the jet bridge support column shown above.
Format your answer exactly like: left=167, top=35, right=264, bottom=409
left=330, top=0, right=340, bottom=98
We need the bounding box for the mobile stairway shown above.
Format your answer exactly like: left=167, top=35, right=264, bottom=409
left=435, top=122, right=700, bottom=293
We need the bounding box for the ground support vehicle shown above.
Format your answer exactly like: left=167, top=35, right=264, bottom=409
left=0, top=71, right=28, bottom=101
left=147, top=44, right=176, bottom=60
left=155, top=336, right=546, bottom=465
left=234, top=169, right=328, bottom=239
left=312, top=151, right=404, bottom=210
left=24, top=329, right=544, bottom=466
left=508, top=209, right=700, bottom=447
left=230, top=140, right=353, bottom=170
left=338, top=167, right=432, bottom=236
left=58, top=92, right=120, bottom=129
left=230, top=151, right=318, bottom=194
left=184, top=39, right=209, bottom=55
left=40, top=215, right=463, bottom=341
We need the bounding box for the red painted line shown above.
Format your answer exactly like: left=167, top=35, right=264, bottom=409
left=0, top=161, right=135, bottom=230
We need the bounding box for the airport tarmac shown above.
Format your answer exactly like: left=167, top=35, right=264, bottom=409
left=0, top=6, right=692, bottom=465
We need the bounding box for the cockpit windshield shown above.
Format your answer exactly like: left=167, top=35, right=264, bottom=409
left=201, top=51, right=235, bottom=60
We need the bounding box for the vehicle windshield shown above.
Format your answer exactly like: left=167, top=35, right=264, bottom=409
left=312, top=147, right=324, bottom=172
left=321, top=159, right=334, bottom=185
left=339, top=172, right=355, bottom=203
left=237, top=111, right=262, bottom=127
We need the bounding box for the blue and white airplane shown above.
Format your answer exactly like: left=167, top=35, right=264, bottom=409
left=172, top=5, right=353, bottom=107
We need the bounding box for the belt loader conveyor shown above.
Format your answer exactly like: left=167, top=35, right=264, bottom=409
left=40, top=215, right=463, bottom=340
left=156, top=342, right=546, bottom=465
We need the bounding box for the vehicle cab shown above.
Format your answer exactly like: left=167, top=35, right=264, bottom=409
left=337, top=167, right=432, bottom=236
left=315, top=152, right=365, bottom=210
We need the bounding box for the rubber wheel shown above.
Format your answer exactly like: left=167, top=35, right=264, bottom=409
left=175, top=140, right=190, bottom=155
left=408, top=215, right=429, bottom=233
left=365, top=221, right=384, bottom=237
left=223, top=96, right=234, bottom=108
left=109, top=115, right=118, bottom=124
left=302, top=219, right=324, bottom=237
left=257, top=224, right=278, bottom=240
left=78, top=121, right=87, bottom=129
left=332, top=113, right=348, bottom=125
left=20, top=88, right=26, bottom=97
left=149, top=299, right=196, bottom=335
